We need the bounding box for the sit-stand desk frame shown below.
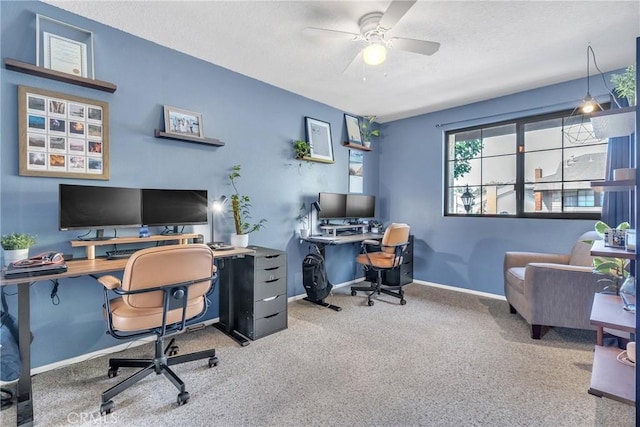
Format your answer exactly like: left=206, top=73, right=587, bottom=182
left=0, top=246, right=252, bottom=427
left=302, top=232, right=383, bottom=312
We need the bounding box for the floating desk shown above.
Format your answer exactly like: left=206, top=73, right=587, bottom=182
left=0, top=246, right=252, bottom=427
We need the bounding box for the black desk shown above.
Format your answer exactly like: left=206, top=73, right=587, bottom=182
left=0, top=246, right=253, bottom=427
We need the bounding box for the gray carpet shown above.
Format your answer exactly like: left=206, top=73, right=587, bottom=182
left=1, top=284, right=635, bottom=426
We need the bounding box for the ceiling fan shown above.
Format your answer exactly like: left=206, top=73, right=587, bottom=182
left=303, top=0, right=440, bottom=70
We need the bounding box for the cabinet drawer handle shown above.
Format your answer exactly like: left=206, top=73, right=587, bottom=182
left=262, top=295, right=278, bottom=302
left=264, top=312, right=279, bottom=319
left=265, top=255, right=280, bottom=259
left=265, top=266, right=280, bottom=271
left=265, top=277, right=280, bottom=283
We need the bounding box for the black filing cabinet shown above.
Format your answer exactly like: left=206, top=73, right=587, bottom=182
left=365, top=235, right=414, bottom=286
left=234, top=246, right=287, bottom=340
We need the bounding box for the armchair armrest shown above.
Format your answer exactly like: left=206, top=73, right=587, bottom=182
left=504, top=251, right=571, bottom=271
left=98, top=275, right=121, bottom=290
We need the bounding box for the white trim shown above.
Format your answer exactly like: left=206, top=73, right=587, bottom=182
left=412, top=279, right=506, bottom=301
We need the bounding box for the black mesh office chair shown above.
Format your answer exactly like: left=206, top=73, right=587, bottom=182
left=97, top=244, right=218, bottom=415
left=351, top=223, right=411, bottom=306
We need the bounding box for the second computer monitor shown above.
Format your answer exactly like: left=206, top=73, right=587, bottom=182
left=346, top=194, right=375, bottom=219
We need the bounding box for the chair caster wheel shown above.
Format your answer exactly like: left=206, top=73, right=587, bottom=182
left=367, top=300, right=374, bottom=306
left=177, top=391, right=190, bottom=405
left=208, top=356, right=219, bottom=368
left=168, top=345, right=179, bottom=356
left=107, top=368, right=118, bottom=378
left=400, top=299, right=407, bottom=305
left=351, top=290, right=357, bottom=296
left=100, top=400, right=115, bottom=415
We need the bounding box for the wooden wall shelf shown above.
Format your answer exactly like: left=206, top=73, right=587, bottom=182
left=590, top=239, right=636, bottom=259
left=4, top=58, right=117, bottom=93
left=299, top=156, right=335, bottom=164
left=342, top=142, right=372, bottom=151
left=591, top=179, right=635, bottom=191
left=154, top=130, right=225, bottom=147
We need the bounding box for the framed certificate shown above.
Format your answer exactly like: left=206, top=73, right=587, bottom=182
left=36, top=14, right=95, bottom=79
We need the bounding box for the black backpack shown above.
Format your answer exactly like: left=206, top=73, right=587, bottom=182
left=302, top=253, right=333, bottom=301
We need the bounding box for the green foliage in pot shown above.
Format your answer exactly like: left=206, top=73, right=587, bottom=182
left=360, top=116, right=380, bottom=142
left=1, top=233, right=36, bottom=250
left=610, top=65, right=636, bottom=106
left=293, top=140, right=311, bottom=159
left=584, top=220, right=631, bottom=293
left=296, top=202, right=309, bottom=229
left=228, top=165, right=267, bottom=235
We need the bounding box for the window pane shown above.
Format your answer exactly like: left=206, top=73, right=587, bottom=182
left=524, top=118, right=562, bottom=151
left=524, top=150, right=562, bottom=184
left=482, top=155, right=516, bottom=185
left=483, top=184, right=516, bottom=215
left=451, top=158, right=481, bottom=187
left=563, top=146, right=607, bottom=182
left=563, top=115, right=604, bottom=146
left=447, top=186, right=480, bottom=214
left=482, top=124, right=516, bottom=156
left=525, top=182, right=562, bottom=213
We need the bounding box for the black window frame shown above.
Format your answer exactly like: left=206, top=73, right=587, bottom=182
left=444, top=107, right=607, bottom=220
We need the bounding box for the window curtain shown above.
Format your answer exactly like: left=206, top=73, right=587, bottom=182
left=601, top=96, right=635, bottom=228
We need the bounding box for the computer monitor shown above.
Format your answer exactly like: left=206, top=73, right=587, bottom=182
left=59, top=184, right=142, bottom=240
left=317, top=192, right=347, bottom=220
left=142, top=189, right=208, bottom=233
left=346, top=194, right=375, bottom=219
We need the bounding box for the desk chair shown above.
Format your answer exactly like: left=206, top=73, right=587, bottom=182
left=351, top=223, right=411, bottom=306
left=97, top=244, right=218, bottom=414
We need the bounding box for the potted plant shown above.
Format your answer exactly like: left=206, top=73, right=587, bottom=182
left=293, top=140, right=311, bottom=159
left=584, top=221, right=631, bottom=294
left=228, top=165, right=267, bottom=247
left=296, top=202, right=310, bottom=239
left=1, top=233, right=36, bottom=266
left=611, top=65, right=636, bottom=106
left=360, top=116, right=380, bottom=148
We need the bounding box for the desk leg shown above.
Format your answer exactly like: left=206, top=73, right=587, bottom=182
left=16, top=281, right=33, bottom=426
left=213, top=257, right=250, bottom=347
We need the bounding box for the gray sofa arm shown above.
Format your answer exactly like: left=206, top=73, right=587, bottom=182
left=504, top=251, right=571, bottom=272
left=524, top=263, right=606, bottom=329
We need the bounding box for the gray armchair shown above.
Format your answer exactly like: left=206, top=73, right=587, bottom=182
left=504, top=231, right=605, bottom=339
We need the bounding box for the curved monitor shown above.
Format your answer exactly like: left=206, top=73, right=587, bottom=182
left=59, top=184, right=142, bottom=238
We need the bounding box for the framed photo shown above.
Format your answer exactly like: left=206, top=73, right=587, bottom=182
left=36, top=14, right=94, bottom=79
left=163, top=106, right=204, bottom=139
left=18, top=85, right=109, bottom=180
left=344, top=114, right=363, bottom=145
left=305, top=117, right=334, bottom=163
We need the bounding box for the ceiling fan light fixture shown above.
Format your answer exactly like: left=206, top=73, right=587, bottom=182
left=363, top=43, right=387, bottom=65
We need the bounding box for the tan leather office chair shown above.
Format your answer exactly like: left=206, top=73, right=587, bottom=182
left=351, top=223, right=411, bottom=306
left=97, top=244, right=218, bottom=415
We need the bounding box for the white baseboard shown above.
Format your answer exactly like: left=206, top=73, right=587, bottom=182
left=34, top=279, right=501, bottom=375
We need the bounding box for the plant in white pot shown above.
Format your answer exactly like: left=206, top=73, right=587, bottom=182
left=228, top=165, right=266, bottom=247
left=296, top=202, right=310, bottom=239
left=1, top=233, right=36, bottom=267
left=360, top=115, right=380, bottom=148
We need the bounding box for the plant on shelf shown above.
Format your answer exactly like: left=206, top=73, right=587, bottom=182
left=228, top=165, right=266, bottom=247
left=360, top=115, right=380, bottom=147
left=584, top=220, right=631, bottom=294
left=293, top=140, right=311, bottom=159
left=610, top=64, right=636, bottom=106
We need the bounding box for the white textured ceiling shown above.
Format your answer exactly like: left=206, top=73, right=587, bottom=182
left=45, top=1, right=640, bottom=123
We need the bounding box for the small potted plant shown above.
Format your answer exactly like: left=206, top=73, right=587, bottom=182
left=228, top=165, right=267, bottom=247
left=611, top=65, right=636, bottom=106
left=1, top=233, right=36, bottom=266
left=296, top=202, right=310, bottom=239
left=293, top=139, right=311, bottom=159
left=360, top=116, right=380, bottom=148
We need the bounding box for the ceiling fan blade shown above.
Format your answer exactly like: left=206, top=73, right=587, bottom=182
left=390, top=37, right=440, bottom=56
left=378, top=0, right=417, bottom=29
left=343, top=51, right=363, bottom=74
left=303, top=27, right=360, bottom=41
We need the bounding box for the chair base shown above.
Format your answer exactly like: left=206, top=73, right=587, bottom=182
left=100, top=337, right=218, bottom=415
left=350, top=282, right=406, bottom=306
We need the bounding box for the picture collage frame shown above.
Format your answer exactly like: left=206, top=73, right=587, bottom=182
left=18, top=85, right=109, bottom=180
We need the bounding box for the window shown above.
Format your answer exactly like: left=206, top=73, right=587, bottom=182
left=445, top=108, right=608, bottom=219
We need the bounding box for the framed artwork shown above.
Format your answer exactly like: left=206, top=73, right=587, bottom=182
left=349, top=150, right=364, bottom=193
left=163, top=106, right=204, bottom=139
left=18, top=85, right=109, bottom=179
left=36, top=14, right=95, bottom=79
left=305, top=117, right=334, bottom=163
left=344, top=114, right=363, bottom=145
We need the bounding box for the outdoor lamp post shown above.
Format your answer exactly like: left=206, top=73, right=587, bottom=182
left=461, top=185, right=474, bottom=214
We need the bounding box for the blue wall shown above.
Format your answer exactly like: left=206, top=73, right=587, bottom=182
left=0, top=1, right=628, bottom=368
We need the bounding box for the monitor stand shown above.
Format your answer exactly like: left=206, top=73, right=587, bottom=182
left=162, top=226, right=181, bottom=235
left=87, top=229, right=112, bottom=241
